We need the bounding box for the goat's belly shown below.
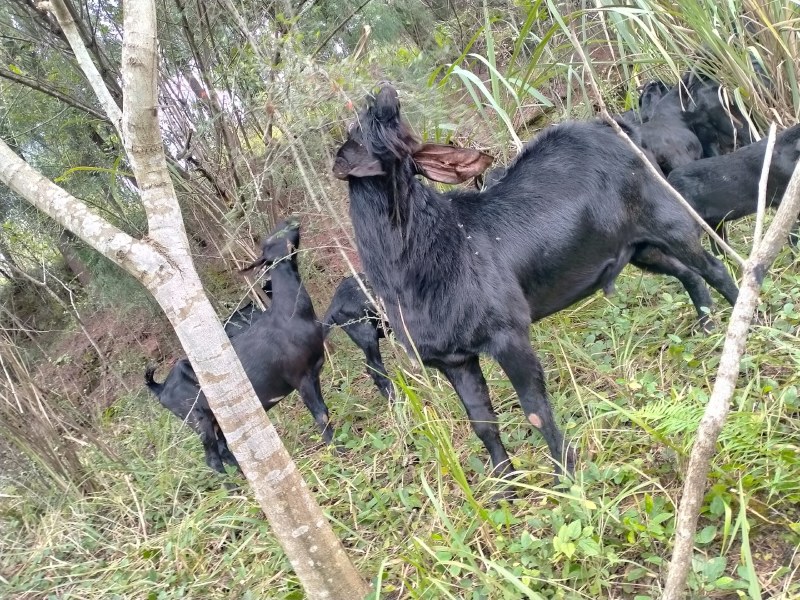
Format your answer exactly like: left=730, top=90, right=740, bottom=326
left=527, top=252, right=633, bottom=321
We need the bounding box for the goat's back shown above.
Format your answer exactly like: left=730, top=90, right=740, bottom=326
left=446, top=120, right=688, bottom=319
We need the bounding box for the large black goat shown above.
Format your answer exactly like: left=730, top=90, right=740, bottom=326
left=145, top=219, right=333, bottom=473
left=668, top=123, right=800, bottom=250
left=323, top=274, right=393, bottom=400
left=333, top=84, right=739, bottom=484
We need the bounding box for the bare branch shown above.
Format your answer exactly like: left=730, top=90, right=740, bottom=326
left=311, top=0, right=373, bottom=59
left=0, top=68, right=110, bottom=122
left=0, top=138, right=160, bottom=281
left=43, top=0, right=123, bottom=134
left=752, top=123, right=777, bottom=247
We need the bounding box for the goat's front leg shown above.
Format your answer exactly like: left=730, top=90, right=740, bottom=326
left=344, top=322, right=394, bottom=401
left=441, top=357, right=514, bottom=479
left=197, top=416, right=227, bottom=474
left=297, top=369, right=336, bottom=446
left=493, top=336, right=574, bottom=476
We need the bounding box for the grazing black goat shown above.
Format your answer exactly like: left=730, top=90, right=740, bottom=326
left=639, top=80, right=671, bottom=122
left=333, top=84, right=739, bottom=484
left=145, top=219, right=333, bottom=473
left=668, top=123, right=800, bottom=251
left=680, top=72, right=754, bottom=158
left=638, top=73, right=754, bottom=172
left=323, top=274, right=394, bottom=400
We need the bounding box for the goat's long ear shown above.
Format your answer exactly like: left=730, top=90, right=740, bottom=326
left=333, top=138, right=386, bottom=180
left=412, top=143, right=494, bottom=185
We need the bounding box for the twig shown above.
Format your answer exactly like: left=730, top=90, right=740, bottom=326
left=0, top=68, right=110, bottom=122
left=311, top=0, right=373, bottom=59
left=752, top=123, right=777, bottom=247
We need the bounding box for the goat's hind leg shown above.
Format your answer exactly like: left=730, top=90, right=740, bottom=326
left=632, top=245, right=715, bottom=331
left=492, top=335, right=574, bottom=478
left=670, top=243, right=739, bottom=307
left=196, top=415, right=227, bottom=474
left=215, top=425, right=240, bottom=470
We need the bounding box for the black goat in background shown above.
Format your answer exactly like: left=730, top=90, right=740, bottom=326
left=334, top=84, right=739, bottom=487
left=668, top=123, right=800, bottom=251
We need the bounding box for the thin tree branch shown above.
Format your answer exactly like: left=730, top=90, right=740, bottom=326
left=662, top=151, right=800, bottom=600
left=0, top=68, right=110, bottom=122
left=311, top=0, right=373, bottom=59
left=752, top=123, right=776, bottom=247
left=44, top=0, right=123, bottom=134
left=60, top=0, right=122, bottom=99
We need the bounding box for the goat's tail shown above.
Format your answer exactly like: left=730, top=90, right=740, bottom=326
left=144, top=365, right=164, bottom=397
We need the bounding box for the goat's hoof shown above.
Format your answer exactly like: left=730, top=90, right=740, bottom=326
left=557, top=445, right=578, bottom=477
left=695, top=314, right=716, bottom=334
left=332, top=443, right=348, bottom=456
left=489, top=469, right=521, bottom=503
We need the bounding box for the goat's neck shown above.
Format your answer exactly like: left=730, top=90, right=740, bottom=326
left=349, top=174, right=463, bottom=299
left=269, top=260, right=314, bottom=319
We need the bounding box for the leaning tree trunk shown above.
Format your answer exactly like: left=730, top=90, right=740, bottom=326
left=0, top=0, right=369, bottom=597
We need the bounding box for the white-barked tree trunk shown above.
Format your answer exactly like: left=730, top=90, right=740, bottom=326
left=0, top=0, right=369, bottom=597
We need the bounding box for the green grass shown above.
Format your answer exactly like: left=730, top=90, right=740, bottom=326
left=3, top=2, right=800, bottom=596
left=3, top=222, right=800, bottom=599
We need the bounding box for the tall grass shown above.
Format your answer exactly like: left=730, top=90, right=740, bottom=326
left=0, top=326, right=106, bottom=499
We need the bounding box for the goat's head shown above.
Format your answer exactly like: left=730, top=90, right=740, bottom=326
left=638, top=80, right=670, bottom=107
left=240, top=217, right=301, bottom=273
left=333, top=83, right=494, bottom=185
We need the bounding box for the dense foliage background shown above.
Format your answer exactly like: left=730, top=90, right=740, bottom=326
left=1, top=0, right=798, bottom=597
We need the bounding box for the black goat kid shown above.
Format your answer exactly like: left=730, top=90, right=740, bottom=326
left=145, top=219, right=333, bottom=473
left=334, top=84, right=739, bottom=484
left=323, top=274, right=393, bottom=400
